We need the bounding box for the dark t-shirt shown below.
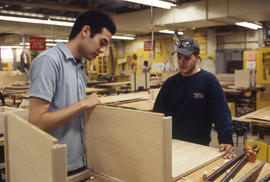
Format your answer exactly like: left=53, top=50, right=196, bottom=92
left=153, top=69, right=233, bottom=146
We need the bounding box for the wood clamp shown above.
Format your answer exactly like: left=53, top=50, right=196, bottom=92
left=203, top=144, right=259, bottom=182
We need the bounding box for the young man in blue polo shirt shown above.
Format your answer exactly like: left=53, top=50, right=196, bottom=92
left=29, top=10, right=116, bottom=175
left=153, top=38, right=235, bottom=159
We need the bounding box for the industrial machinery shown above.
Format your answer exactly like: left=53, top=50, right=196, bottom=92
left=243, top=47, right=270, bottom=110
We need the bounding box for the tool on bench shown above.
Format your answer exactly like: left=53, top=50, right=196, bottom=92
left=258, top=173, right=270, bottom=182
left=203, top=144, right=259, bottom=182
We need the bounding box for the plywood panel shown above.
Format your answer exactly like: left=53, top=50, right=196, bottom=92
left=100, top=91, right=149, bottom=104
left=117, top=100, right=154, bottom=111
left=4, top=113, right=67, bottom=182
left=0, top=107, right=27, bottom=133
left=85, top=105, right=172, bottom=182
left=172, top=140, right=223, bottom=181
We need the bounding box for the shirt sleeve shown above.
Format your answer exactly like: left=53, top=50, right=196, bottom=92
left=153, top=86, right=165, bottom=113
left=153, top=83, right=171, bottom=116
left=207, top=76, right=234, bottom=145
left=29, top=55, right=59, bottom=102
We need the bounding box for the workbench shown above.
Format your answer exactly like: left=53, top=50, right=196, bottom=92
left=223, top=86, right=264, bottom=117
left=87, top=80, right=108, bottom=87
left=233, top=106, right=270, bottom=137
left=86, top=87, right=108, bottom=95
left=97, top=81, right=131, bottom=94
left=88, top=159, right=268, bottom=182
left=4, top=106, right=270, bottom=182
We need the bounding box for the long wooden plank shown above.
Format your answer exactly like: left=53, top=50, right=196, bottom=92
left=172, top=140, right=224, bottom=181
left=100, top=91, right=149, bottom=104
left=237, top=161, right=264, bottom=182
left=117, top=100, right=154, bottom=111
left=85, top=105, right=172, bottom=182
left=4, top=113, right=67, bottom=182
left=257, top=162, right=270, bottom=181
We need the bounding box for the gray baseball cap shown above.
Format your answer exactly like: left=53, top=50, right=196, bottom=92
left=173, top=38, right=200, bottom=56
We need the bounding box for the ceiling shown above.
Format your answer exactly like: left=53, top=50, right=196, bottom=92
left=0, top=0, right=269, bottom=43
left=0, top=0, right=201, bottom=17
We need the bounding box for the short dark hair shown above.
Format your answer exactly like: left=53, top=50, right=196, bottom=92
left=143, top=60, right=148, bottom=66
left=69, top=10, right=117, bottom=40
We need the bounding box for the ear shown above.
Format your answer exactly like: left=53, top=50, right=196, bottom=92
left=195, top=55, right=201, bottom=62
left=81, top=25, right=91, bottom=38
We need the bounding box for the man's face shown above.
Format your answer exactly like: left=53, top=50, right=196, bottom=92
left=79, top=27, right=112, bottom=60
left=177, top=53, right=199, bottom=75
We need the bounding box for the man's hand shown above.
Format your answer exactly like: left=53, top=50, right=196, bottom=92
left=219, top=144, right=236, bottom=159
left=81, top=93, right=101, bottom=110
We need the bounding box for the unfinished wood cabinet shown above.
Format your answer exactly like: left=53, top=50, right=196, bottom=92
left=4, top=112, right=67, bottom=182
left=5, top=106, right=225, bottom=182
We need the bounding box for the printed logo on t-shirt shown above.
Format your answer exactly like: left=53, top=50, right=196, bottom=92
left=193, top=92, right=204, bottom=99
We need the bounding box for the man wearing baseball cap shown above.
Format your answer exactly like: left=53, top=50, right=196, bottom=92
left=153, top=38, right=235, bottom=159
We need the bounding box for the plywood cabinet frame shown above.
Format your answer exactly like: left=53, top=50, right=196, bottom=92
left=4, top=106, right=223, bottom=182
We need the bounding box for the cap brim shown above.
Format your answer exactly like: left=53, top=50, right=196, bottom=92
left=174, top=48, right=193, bottom=55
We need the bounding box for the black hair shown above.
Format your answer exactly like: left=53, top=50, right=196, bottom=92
left=193, top=48, right=200, bottom=56
left=69, top=10, right=117, bottom=40
left=143, top=60, right=148, bottom=66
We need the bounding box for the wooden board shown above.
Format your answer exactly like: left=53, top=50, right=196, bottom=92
left=86, top=87, right=108, bottom=95
left=117, top=100, right=154, bottom=111
left=234, top=69, right=256, bottom=88
left=237, top=162, right=264, bottom=182
left=4, top=112, right=67, bottom=182
left=100, top=91, right=149, bottom=104
left=0, top=106, right=25, bottom=133
left=98, top=81, right=131, bottom=87
left=176, top=158, right=265, bottom=182
left=172, top=140, right=223, bottom=181
left=245, top=106, right=270, bottom=122
left=85, top=105, right=172, bottom=182
left=234, top=107, right=270, bottom=127
left=257, top=162, right=270, bottom=181
left=130, top=73, right=150, bottom=91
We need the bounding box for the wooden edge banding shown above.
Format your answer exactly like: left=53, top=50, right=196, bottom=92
left=163, top=117, right=173, bottom=182
left=3, top=114, right=10, bottom=181
left=52, top=144, right=67, bottom=182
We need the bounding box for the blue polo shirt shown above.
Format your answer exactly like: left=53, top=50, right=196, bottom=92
left=29, top=43, right=87, bottom=172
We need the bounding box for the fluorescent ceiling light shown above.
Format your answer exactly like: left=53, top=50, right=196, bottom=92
left=0, top=46, right=30, bottom=49
left=0, top=15, right=74, bottom=27
left=20, top=42, right=56, bottom=46
left=112, top=35, right=135, bottom=40
left=235, top=22, right=262, bottom=30
left=46, top=39, right=68, bottom=42
left=122, top=0, right=176, bottom=9
left=159, top=30, right=183, bottom=35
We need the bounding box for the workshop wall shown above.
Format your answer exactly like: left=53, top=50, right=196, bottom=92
left=217, top=30, right=259, bottom=50
left=89, top=37, right=175, bottom=76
